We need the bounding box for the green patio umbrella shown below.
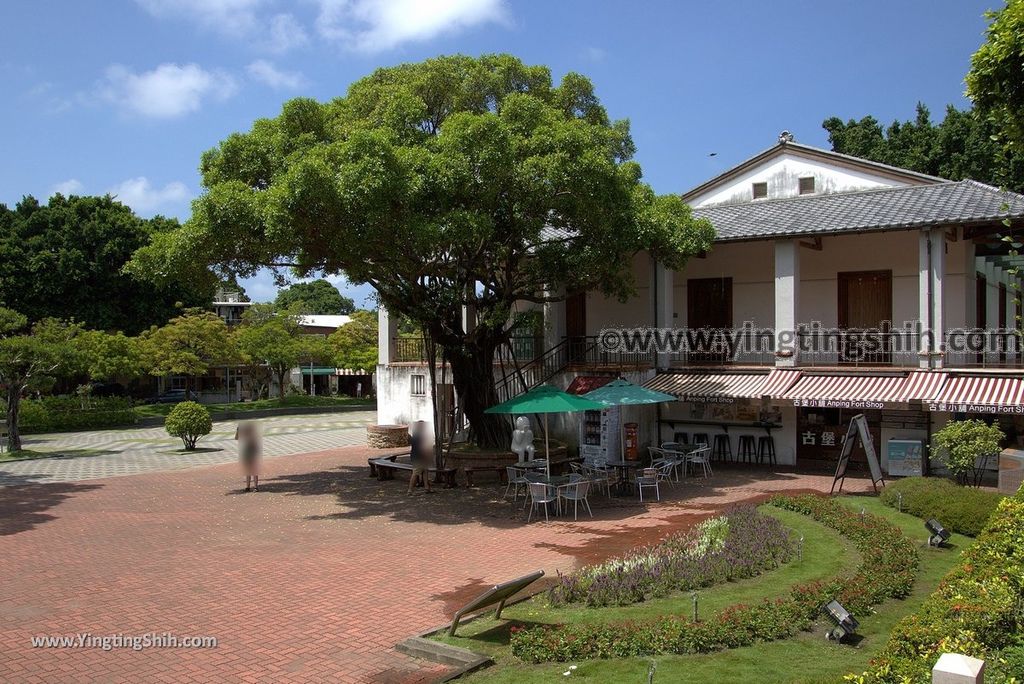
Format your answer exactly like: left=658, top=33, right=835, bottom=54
left=485, top=385, right=604, bottom=477
left=582, top=379, right=677, bottom=459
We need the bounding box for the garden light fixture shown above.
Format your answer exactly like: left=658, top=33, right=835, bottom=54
left=925, top=519, right=950, bottom=547
left=821, top=600, right=858, bottom=642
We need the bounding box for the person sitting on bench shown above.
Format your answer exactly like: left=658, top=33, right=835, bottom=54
left=407, top=421, right=433, bottom=495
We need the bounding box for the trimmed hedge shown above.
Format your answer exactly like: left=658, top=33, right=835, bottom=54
left=855, top=484, right=1024, bottom=683
left=17, top=396, right=138, bottom=433
left=164, top=401, right=212, bottom=450
left=880, top=476, right=1004, bottom=537
left=510, top=496, right=918, bottom=663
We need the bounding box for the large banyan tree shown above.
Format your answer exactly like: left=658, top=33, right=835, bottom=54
left=131, top=54, right=714, bottom=447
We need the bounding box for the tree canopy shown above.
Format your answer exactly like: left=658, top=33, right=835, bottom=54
left=967, top=0, right=1024, bottom=150
left=822, top=103, right=1024, bottom=192
left=0, top=194, right=212, bottom=334
left=130, top=54, right=714, bottom=445
left=328, top=309, right=377, bottom=371
left=235, top=304, right=305, bottom=400
left=274, top=279, right=355, bottom=315
left=139, top=310, right=235, bottom=398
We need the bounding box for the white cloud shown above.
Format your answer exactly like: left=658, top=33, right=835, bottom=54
left=134, top=0, right=264, bottom=36
left=247, top=60, right=309, bottom=90
left=315, top=0, right=506, bottom=52
left=50, top=179, right=84, bottom=196
left=98, top=63, right=237, bottom=119
left=267, top=13, right=309, bottom=53
left=135, top=1, right=307, bottom=53
left=583, top=46, right=606, bottom=63
left=107, top=177, right=191, bottom=214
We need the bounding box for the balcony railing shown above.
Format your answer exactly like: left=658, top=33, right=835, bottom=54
left=391, top=335, right=544, bottom=364
left=944, top=329, right=1024, bottom=368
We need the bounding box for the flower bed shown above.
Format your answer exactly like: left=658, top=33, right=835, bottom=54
left=879, top=476, right=1003, bottom=537
left=854, top=484, right=1024, bottom=683
left=510, top=496, right=918, bottom=663
left=549, top=507, right=797, bottom=607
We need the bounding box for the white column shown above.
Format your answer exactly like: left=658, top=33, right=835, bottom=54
left=919, top=229, right=946, bottom=368
left=543, top=287, right=566, bottom=353
left=774, top=240, right=800, bottom=367
left=378, top=305, right=399, bottom=365
left=654, top=261, right=674, bottom=369
left=987, top=263, right=1000, bottom=329
left=930, top=227, right=945, bottom=368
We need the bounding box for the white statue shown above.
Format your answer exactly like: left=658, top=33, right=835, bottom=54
left=510, top=416, right=535, bottom=463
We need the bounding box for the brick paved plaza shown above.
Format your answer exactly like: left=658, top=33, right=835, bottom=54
left=0, top=429, right=873, bottom=683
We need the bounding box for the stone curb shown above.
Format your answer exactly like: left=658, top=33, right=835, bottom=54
left=135, top=403, right=375, bottom=428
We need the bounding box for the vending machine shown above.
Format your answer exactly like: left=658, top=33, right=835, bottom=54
left=579, top=406, right=621, bottom=462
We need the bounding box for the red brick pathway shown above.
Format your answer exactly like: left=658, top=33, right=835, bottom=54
left=0, top=448, right=873, bottom=683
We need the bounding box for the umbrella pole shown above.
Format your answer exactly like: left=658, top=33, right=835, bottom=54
left=545, top=413, right=551, bottom=479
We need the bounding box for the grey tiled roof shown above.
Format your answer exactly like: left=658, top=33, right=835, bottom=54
left=692, top=180, right=1024, bottom=242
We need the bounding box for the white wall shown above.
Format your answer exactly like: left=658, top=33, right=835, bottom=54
left=586, top=252, right=654, bottom=333
left=689, top=152, right=909, bottom=207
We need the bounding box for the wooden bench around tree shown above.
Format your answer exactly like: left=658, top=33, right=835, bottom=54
left=368, top=454, right=458, bottom=488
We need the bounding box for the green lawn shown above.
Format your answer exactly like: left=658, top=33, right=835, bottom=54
left=439, top=497, right=970, bottom=683
left=133, top=394, right=373, bottom=418
left=0, top=448, right=111, bottom=463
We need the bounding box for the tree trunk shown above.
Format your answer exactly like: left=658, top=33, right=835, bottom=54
left=6, top=385, right=22, bottom=452
left=446, top=337, right=508, bottom=449
left=184, top=376, right=191, bottom=401
left=278, top=368, right=288, bottom=401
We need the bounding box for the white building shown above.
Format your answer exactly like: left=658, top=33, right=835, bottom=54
left=376, top=135, right=1024, bottom=473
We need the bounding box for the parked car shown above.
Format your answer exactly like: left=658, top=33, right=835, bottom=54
left=149, top=389, right=187, bottom=404
left=90, top=382, right=127, bottom=398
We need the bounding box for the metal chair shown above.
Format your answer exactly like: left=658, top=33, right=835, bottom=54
left=635, top=467, right=660, bottom=502
left=655, top=459, right=676, bottom=485
left=526, top=482, right=559, bottom=522
left=504, top=466, right=529, bottom=503
left=557, top=481, right=593, bottom=520
left=687, top=446, right=713, bottom=478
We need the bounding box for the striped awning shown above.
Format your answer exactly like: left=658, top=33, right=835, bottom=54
left=781, top=373, right=909, bottom=409
left=643, top=372, right=770, bottom=403
left=897, top=371, right=948, bottom=403
left=759, top=369, right=802, bottom=398
left=924, top=375, right=1024, bottom=414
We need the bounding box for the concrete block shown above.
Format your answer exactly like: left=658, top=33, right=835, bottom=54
left=933, top=652, right=985, bottom=684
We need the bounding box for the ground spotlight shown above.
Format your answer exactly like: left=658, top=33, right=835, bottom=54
left=821, top=600, right=858, bottom=642
left=925, top=519, right=950, bottom=547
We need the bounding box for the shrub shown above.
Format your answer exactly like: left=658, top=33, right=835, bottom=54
left=931, top=419, right=1003, bottom=485
left=17, top=396, right=138, bottom=433
left=511, top=497, right=918, bottom=662
left=880, top=477, right=1004, bottom=537
left=854, top=484, right=1024, bottom=683
left=164, top=401, right=212, bottom=450
left=549, top=507, right=797, bottom=607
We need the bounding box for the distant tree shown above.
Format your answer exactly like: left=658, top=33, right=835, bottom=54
left=274, top=279, right=354, bottom=315
left=967, top=0, right=1024, bottom=150
left=75, top=330, right=144, bottom=381
left=932, top=419, right=1004, bottom=486
left=823, top=103, right=1024, bottom=191
left=127, top=54, right=713, bottom=446
left=0, top=309, right=79, bottom=451
left=139, top=310, right=236, bottom=399
left=0, top=195, right=212, bottom=333
left=329, top=310, right=377, bottom=371
left=235, top=304, right=304, bottom=400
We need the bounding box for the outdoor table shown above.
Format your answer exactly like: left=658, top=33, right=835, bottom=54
left=523, top=474, right=571, bottom=515
left=603, top=459, right=644, bottom=496
left=519, top=459, right=550, bottom=471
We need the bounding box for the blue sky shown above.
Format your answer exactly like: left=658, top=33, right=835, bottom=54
left=0, top=0, right=997, bottom=306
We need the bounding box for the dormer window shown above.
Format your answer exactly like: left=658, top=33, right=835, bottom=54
left=799, top=177, right=816, bottom=195
left=752, top=182, right=768, bottom=200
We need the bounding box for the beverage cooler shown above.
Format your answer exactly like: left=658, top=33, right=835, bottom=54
left=579, top=406, right=621, bottom=462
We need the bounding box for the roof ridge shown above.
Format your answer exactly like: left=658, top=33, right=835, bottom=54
left=693, top=179, right=967, bottom=211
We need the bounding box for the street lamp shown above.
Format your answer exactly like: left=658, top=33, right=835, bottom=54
left=821, top=600, right=858, bottom=642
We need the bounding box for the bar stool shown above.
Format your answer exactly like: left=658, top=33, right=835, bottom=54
left=712, top=433, right=732, bottom=463
left=737, top=435, right=756, bottom=464
left=757, top=435, right=777, bottom=466
left=692, top=433, right=710, bottom=449
left=673, top=432, right=689, bottom=444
